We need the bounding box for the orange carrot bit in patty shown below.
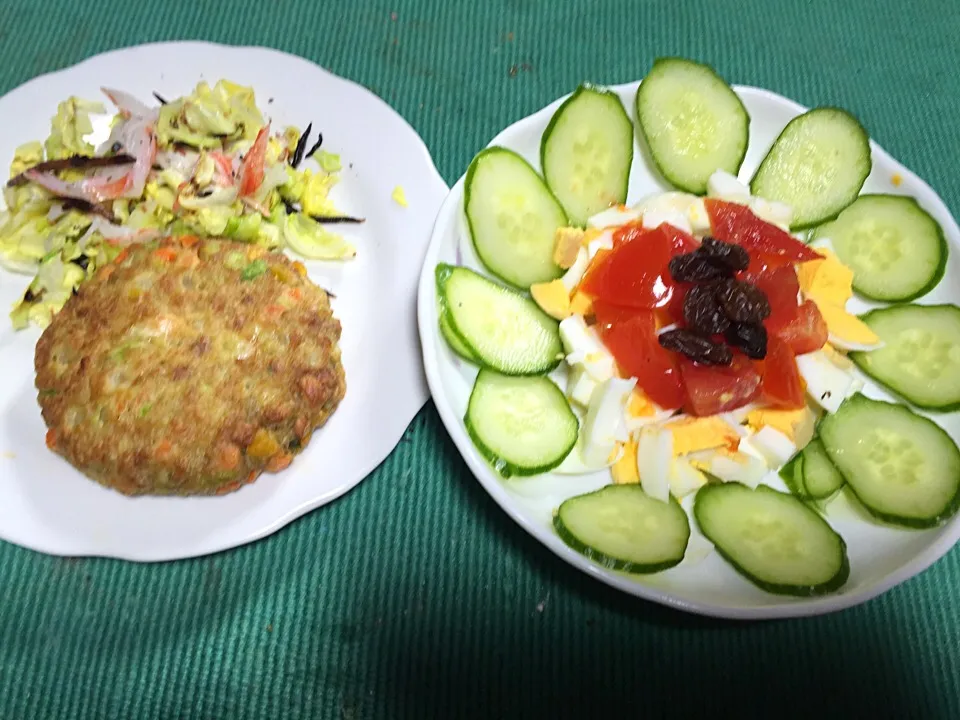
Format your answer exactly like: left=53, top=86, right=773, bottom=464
left=154, top=247, right=178, bottom=263
left=216, top=480, right=242, bottom=496
left=266, top=453, right=293, bottom=473
left=215, top=443, right=241, bottom=471
left=45, top=429, right=57, bottom=449
left=154, top=439, right=173, bottom=460
left=178, top=234, right=200, bottom=248
left=113, top=248, right=130, bottom=264
left=292, top=260, right=307, bottom=277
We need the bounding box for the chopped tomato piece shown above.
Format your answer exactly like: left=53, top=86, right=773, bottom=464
left=758, top=336, right=805, bottom=409
left=594, top=309, right=684, bottom=409
left=656, top=222, right=700, bottom=254
left=592, top=301, right=648, bottom=331
left=747, top=265, right=800, bottom=332
left=775, top=300, right=828, bottom=355
left=581, top=223, right=679, bottom=309
left=238, top=124, right=271, bottom=197
left=679, top=353, right=761, bottom=416
left=705, top=198, right=822, bottom=264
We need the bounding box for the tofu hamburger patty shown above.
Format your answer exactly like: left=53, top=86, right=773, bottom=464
left=34, top=236, right=346, bottom=496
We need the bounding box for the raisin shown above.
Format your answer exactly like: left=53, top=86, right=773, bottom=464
left=683, top=283, right=730, bottom=335
left=669, top=253, right=727, bottom=282
left=659, top=328, right=733, bottom=366
left=716, top=279, right=771, bottom=323
left=699, top=237, right=750, bottom=272
left=726, top=322, right=768, bottom=359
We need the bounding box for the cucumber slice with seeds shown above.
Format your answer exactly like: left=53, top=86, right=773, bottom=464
left=466, top=370, right=578, bottom=477
left=751, top=107, right=871, bottom=229
left=811, top=195, right=946, bottom=302
left=436, top=264, right=562, bottom=375
left=818, top=394, right=960, bottom=528
left=851, top=304, right=960, bottom=411
left=554, top=485, right=690, bottom=573
left=694, top=482, right=849, bottom=596
left=464, top=147, right=568, bottom=289
left=541, top=85, right=634, bottom=226
left=635, top=57, right=749, bottom=195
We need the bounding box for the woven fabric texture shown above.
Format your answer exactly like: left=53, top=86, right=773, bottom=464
left=0, top=0, right=958, bottom=717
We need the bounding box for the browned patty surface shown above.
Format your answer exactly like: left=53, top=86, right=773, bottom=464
left=34, top=237, right=346, bottom=496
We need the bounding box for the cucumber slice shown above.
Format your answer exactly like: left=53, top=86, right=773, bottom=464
left=811, top=195, right=946, bottom=302
left=464, top=147, right=568, bottom=288
left=778, top=452, right=808, bottom=498
left=635, top=57, right=749, bottom=195
left=750, top=107, right=871, bottom=229
left=540, top=85, right=634, bottom=227
left=851, top=304, right=960, bottom=411
left=818, top=394, right=960, bottom=528
left=465, top=370, right=578, bottom=477
left=694, top=483, right=849, bottom=596
left=438, top=305, right=478, bottom=362
left=554, top=485, right=690, bottom=573
left=801, top=438, right=845, bottom=500
left=436, top=264, right=562, bottom=376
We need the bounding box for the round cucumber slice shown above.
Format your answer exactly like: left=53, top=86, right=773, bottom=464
left=540, top=85, right=634, bottom=226
left=811, top=194, right=946, bottom=302
left=818, top=394, right=960, bottom=528
left=851, top=304, right=960, bottom=411
left=464, top=147, right=568, bottom=289
left=436, top=264, right=562, bottom=376
left=465, top=370, right=578, bottom=478
left=635, top=57, right=749, bottom=195
left=750, top=107, right=871, bottom=229
left=694, top=482, right=849, bottom=596
left=555, top=485, right=690, bottom=573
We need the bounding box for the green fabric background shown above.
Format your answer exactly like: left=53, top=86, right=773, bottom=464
left=1, top=0, right=959, bottom=717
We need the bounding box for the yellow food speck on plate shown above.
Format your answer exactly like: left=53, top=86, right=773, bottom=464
left=1, top=451, right=14, bottom=459
left=392, top=185, right=408, bottom=207
left=891, top=173, right=903, bottom=187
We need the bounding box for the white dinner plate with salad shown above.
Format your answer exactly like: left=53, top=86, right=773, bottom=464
left=0, top=41, right=447, bottom=561
left=418, top=57, right=960, bottom=619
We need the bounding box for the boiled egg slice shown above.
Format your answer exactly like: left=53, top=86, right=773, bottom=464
left=688, top=442, right=768, bottom=488
left=587, top=205, right=641, bottom=230
left=636, top=425, right=673, bottom=503
left=751, top=426, right=799, bottom=467
left=795, top=349, right=859, bottom=414
left=706, top=169, right=751, bottom=202
left=745, top=406, right=817, bottom=448
left=669, top=457, right=707, bottom=499
left=559, top=315, right=616, bottom=382
left=796, top=244, right=884, bottom=352
left=560, top=247, right=590, bottom=292
left=580, top=377, right=636, bottom=467
left=664, top=416, right=741, bottom=456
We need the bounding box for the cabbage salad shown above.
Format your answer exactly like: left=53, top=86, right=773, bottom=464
left=0, top=79, right=358, bottom=329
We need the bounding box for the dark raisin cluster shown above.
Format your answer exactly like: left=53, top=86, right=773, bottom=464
left=659, top=238, right=770, bottom=365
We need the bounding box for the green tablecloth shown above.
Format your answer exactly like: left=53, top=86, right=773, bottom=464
left=2, top=0, right=959, bottom=717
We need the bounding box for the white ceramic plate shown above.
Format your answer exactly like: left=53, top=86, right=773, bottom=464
left=418, top=80, right=960, bottom=619
left=0, top=42, right=447, bottom=561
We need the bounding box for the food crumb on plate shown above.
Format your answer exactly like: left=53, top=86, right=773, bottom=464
left=891, top=173, right=902, bottom=186
left=392, top=185, right=408, bottom=207
left=1, top=451, right=14, bottom=459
